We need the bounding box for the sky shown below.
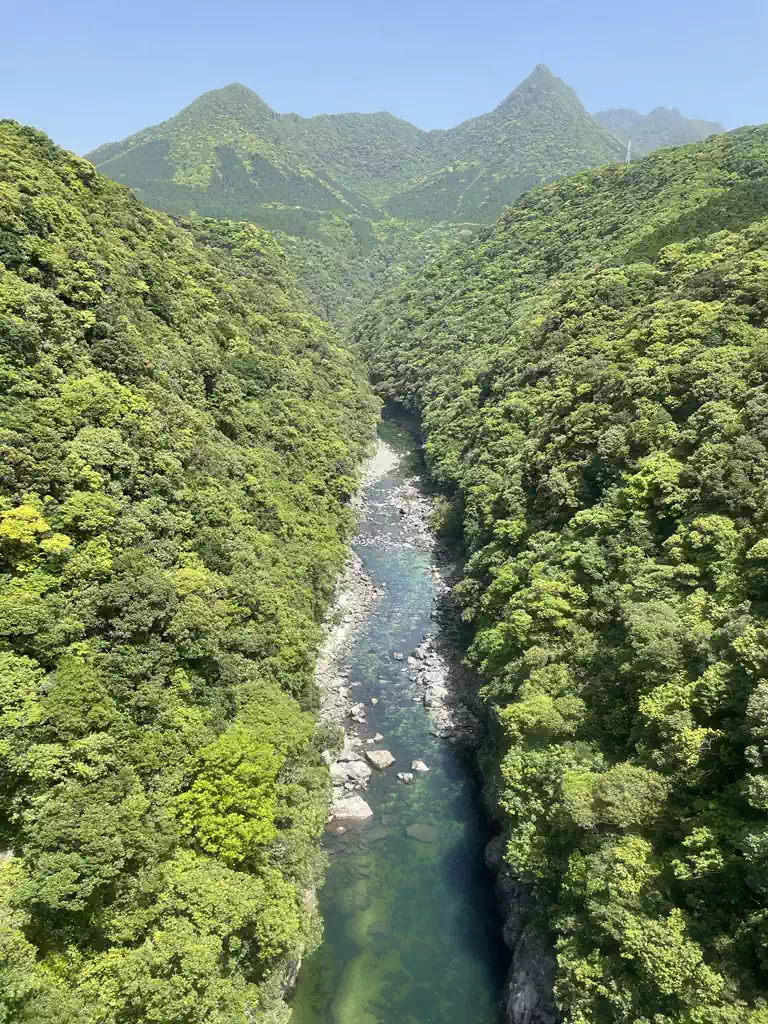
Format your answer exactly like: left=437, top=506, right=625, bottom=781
left=1, top=0, right=765, bottom=155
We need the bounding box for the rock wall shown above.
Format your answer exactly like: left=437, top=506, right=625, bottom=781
left=486, top=838, right=561, bottom=1024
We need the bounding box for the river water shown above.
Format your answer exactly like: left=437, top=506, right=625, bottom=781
left=291, top=422, right=505, bottom=1024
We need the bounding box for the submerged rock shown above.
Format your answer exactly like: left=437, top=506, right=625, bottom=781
left=406, top=823, right=439, bottom=843
left=366, top=749, right=395, bottom=770
left=397, top=772, right=414, bottom=783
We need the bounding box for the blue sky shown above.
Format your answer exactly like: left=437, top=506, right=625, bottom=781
left=2, top=0, right=765, bottom=154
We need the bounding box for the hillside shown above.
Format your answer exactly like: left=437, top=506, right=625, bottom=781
left=84, top=66, right=661, bottom=326
left=385, top=65, right=624, bottom=222
left=355, top=126, right=768, bottom=1022
left=594, top=105, right=725, bottom=154
left=0, top=120, right=376, bottom=1024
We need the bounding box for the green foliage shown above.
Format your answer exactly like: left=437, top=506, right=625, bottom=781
left=356, top=124, right=768, bottom=1020
left=83, top=66, right=635, bottom=327
left=0, top=120, right=376, bottom=1022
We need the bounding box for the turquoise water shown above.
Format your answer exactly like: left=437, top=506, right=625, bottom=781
left=291, top=423, right=505, bottom=1024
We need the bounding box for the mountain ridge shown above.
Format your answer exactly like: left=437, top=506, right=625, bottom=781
left=593, top=104, right=725, bottom=154
left=85, top=66, right=728, bottom=326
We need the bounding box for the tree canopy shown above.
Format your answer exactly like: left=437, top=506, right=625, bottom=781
left=356, top=123, right=768, bottom=1023
left=0, top=120, right=376, bottom=1023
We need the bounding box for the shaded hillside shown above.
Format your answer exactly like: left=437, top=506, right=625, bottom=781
left=0, top=120, right=376, bottom=1024
left=594, top=105, right=725, bottom=154
left=356, top=126, right=768, bottom=1023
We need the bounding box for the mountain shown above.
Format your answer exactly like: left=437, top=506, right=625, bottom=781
left=385, top=65, right=624, bottom=221
left=86, top=69, right=724, bottom=327
left=594, top=105, right=724, bottom=154
left=356, top=123, right=768, bottom=1022
left=86, top=82, right=382, bottom=224
left=0, top=119, right=375, bottom=1024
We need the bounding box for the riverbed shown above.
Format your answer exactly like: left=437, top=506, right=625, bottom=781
left=291, top=421, right=506, bottom=1024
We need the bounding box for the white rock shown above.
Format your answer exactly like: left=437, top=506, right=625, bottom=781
left=374, top=733, right=384, bottom=742
left=412, top=760, right=430, bottom=773
left=370, top=697, right=378, bottom=705
left=330, top=794, right=374, bottom=823
left=397, top=772, right=414, bottom=783
left=366, top=749, right=395, bottom=770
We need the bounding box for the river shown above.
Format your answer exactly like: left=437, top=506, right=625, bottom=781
left=291, top=421, right=506, bottom=1024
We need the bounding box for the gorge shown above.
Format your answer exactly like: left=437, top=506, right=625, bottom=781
left=1, top=63, right=768, bottom=1024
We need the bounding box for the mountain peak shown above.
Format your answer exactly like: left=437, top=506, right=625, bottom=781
left=190, top=82, right=275, bottom=112
left=497, top=64, right=575, bottom=111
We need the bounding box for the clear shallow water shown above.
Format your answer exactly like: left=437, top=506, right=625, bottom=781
left=291, top=423, right=505, bottom=1024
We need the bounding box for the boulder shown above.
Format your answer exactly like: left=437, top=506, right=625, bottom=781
left=397, top=772, right=414, bottom=783
left=411, top=759, right=430, bottom=772
left=366, top=749, right=395, bottom=770
left=392, top=652, right=404, bottom=661
left=406, top=823, right=439, bottom=843
left=330, top=794, right=374, bottom=823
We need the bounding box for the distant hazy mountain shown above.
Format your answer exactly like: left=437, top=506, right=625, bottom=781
left=593, top=106, right=724, bottom=155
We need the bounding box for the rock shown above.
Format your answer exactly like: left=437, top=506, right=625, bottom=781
left=497, top=875, right=560, bottom=1024
left=397, top=772, right=414, bottom=783
left=374, top=733, right=384, bottom=742
left=406, top=823, right=439, bottom=843
left=333, top=826, right=346, bottom=836
left=366, top=749, right=395, bottom=770
left=411, top=760, right=430, bottom=772
left=485, top=835, right=505, bottom=873
left=365, top=738, right=375, bottom=745
left=503, top=926, right=560, bottom=1024
left=392, top=652, right=404, bottom=661
left=407, top=656, right=420, bottom=668
left=370, top=697, right=378, bottom=705
left=330, top=794, right=374, bottom=823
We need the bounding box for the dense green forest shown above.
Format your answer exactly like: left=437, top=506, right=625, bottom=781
left=84, top=66, right=717, bottom=330
left=0, top=120, right=376, bottom=1023
left=356, top=125, right=768, bottom=1022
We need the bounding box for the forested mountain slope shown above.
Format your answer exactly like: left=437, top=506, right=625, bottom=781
left=84, top=67, right=693, bottom=328
left=356, top=126, right=768, bottom=1022
left=0, top=120, right=376, bottom=1023
left=385, top=65, right=624, bottom=222
left=594, top=105, right=725, bottom=154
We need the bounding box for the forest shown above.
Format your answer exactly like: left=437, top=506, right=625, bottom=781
left=356, top=125, right=768, bottom=1022
left=0, top=120, right=376, bottom=1023
left=85, top=66, right=719, bottom=332
left=2, top=64, right=766, bottom=1024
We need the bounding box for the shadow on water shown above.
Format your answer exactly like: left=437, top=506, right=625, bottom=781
left=291, top=421, right=506, bottom=1024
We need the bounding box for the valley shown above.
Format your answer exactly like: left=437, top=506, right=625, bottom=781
left=1, top=43, right=767, bottom=1024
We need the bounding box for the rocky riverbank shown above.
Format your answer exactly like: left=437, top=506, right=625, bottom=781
left=306, top=430, right=558, bottom=1024
left=315, top=438, right=482, bottom=826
